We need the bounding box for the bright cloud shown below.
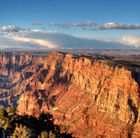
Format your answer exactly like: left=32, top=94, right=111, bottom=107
left=0, top=26, right=25, bottom=32
left=0, top=25, right=134, bottom=49
left=32, top=29, right=57, bottom=33
left=8, top=36, right=57, bottom=48
left=120, top=35, right=140, bottom=48
left=0, top=27, right=58, bottom=49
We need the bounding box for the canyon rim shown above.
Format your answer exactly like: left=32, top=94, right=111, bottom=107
left=0, top=51, right=140, bottom=137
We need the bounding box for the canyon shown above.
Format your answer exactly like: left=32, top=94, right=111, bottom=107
left=0, top=51, right=140, bottom=137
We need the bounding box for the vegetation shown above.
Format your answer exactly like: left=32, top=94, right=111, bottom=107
left=0, top=106, right=73, bottom=138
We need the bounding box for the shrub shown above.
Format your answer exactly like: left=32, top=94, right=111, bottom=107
left=0, top=108, right=8, bottom=119
left=38, top=131, right=48, bottom=138
left=7, top=106, right=17, bottom=115
left=13, top=124, right=32, bottom=138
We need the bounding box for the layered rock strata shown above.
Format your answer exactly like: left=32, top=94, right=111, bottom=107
left=0, top=54, right=46, bottom=107
left=16, top=52, right=140, bottom=138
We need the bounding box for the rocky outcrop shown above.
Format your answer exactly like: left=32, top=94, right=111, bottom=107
left=1, top=51, right=140, bottom=137
left=0, top=54, right=46, bottom=107
left=16, top=52, right=140, bottom=138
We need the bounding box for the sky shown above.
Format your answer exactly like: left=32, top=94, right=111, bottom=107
left=0, top=0, right=140, bottom=49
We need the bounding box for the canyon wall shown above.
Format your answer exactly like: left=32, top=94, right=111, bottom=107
left=0, top=53, right=46, bottom=107
left=16, top=52, right=140, bottom=138
left=1, top=52, right=140, bottom=137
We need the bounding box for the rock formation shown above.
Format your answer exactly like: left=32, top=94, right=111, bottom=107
left=1, top=51, right=140, bottom=137
left=0, top=53, right=46, bottom=107
left=17, top=52, right=140, bottom=138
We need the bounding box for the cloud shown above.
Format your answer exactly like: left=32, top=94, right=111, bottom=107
left=0, top=26, right=133, bottom=49
left=0, top=36, right=42, bottom=49
left=73, top=21, right=95, bottom=27
left=120, top=35, right=140, bottom=48
left=62, top=22, right=72, bottom=26
left=32, top=21, right=43, bottom=25
left=62, top=23, right=72, bottom=29
left=0, top=27, right=58, bottom=49
left=73, top=22, right=84, bottom=27
left=49, top=21, right=95, bottom=28
left=83, top=21, right=96, bottom=27
left=0, top=26, right=25, bottom=32
left=8, top=36, right=56, bottom=48
left=93, top=22, right=140, bottom=30
left=50, top=22, right=61, bottom=26
left=49, top=21, right=140, bottom=31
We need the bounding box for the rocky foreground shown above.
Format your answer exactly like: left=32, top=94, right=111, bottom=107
left=1, top=51, right=140, bottom=137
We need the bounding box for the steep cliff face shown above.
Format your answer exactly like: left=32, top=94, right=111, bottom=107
left=17, top=52, right=140, bottom=138
left=0, top=54, right=46, bottom=76
left=0, top=54, right=46, bottom=107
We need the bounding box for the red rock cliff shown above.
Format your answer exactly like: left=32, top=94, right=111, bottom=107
left=17, top=52, right=140, bottom=138
left=0, top=53, right=47, bottom=107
